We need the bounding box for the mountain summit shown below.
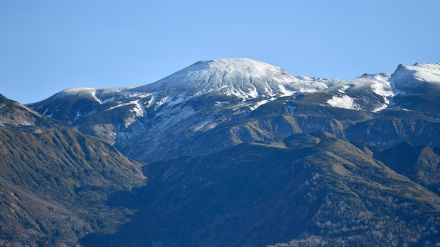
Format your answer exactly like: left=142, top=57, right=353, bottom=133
left=141, top=58, right=329, bottom=99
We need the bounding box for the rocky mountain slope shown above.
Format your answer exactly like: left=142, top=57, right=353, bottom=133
left=0, top=95, right=145, bottom=246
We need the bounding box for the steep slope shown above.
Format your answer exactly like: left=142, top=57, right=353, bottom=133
left=0, top=95, right=145, bottom=246
left=81, top=135, right=440, bottom=247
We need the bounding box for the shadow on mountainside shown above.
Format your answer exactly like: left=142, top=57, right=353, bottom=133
left=80, top=134, right=440, bottom=247
left=80, top=141, right=317, bottom=247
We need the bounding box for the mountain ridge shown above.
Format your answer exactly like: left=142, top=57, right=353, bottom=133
left=38, top=59, right=439, bottom=102
left=28, top=59, right=440, bottom=162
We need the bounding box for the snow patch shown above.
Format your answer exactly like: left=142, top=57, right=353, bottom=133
left=60, top=87, right=102, bottom=103
left=327, top=95, right=359, bottom=110
left=338, top=85, right=350, bottom=94
left=155, top=97, right=169, bottom=109
left=130, top=100, right=144, bottom=117
left=249, top=99, right=271, bottom=111
left=90, top=90, right=102, bottom=104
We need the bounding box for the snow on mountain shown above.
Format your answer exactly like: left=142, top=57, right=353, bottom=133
left=34, top=61, right=440, bottom=115
left=138, top=58, right=332, bottom=100
left=30, top=58, right=411, bottom=133
left=30, top=59, right=440, bottom=139
left=323, top=73, right=393, bottom=111
left=47, top=59, right=411, bottom=117
left=326, top=95, right=359, bottom=110
left=353, top=73, right=393, bottom=98
left=391, top=63, right=440, bottom=93
left=59, top=87, right=103, bottom=103
left=351, top=73, right=393, bottom=112
left=27, top=59, right=440, bottom=162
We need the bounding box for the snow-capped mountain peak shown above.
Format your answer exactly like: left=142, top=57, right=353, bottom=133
left=140, top=58, right=329, bottom=100
left=391, top=63, right=440, bottom=93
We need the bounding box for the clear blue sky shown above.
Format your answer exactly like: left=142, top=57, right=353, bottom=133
left=1, top=0, right=439, bottom=103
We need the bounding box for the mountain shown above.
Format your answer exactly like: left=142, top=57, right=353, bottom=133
left=29, top=58, right=396, bottom=162
left=0, top=95, right=145, bottom=246
left=6, top=58, right=440, bottom=246
left=390, top=63, right=440, bottom=93
left=389, top=63, right=440, bottom=117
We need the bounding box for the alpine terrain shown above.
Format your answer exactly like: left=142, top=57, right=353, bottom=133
left=2, top=58, right=440, bottom=246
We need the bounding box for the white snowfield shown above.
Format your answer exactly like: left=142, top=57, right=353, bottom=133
left=326, top=95, right=359, bottom=110
left=49, top=59, right=439, bottom=117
